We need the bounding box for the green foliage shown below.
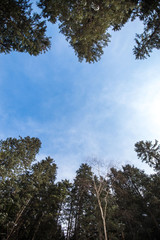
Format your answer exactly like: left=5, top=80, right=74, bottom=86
left=0, top=0, right=159, bottom=61
left=66, top=164, right=98, bottom=240
left=0, top=136, right=41, bottom=180
left=1, top=137, right=160, bottom=239
left=38, top=0, right=136, bottom=62
left=110, top=164, right=160, bottom=239
left=38, top=0, right=160, bottom=62
left=0, top=0, right=50, bottom=55
left=133, top=0, right=160, bottom=59
left=135, top=140, right=160, bottom=171
left=0, top=136, right=66, bottom=240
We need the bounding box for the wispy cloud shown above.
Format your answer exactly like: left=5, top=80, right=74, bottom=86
left=0, top=20, right=160, bottom=179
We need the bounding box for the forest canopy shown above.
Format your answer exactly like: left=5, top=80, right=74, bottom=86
left=0, top=136, right=160, bottom=239
left=0, top=0, right=160, bottom=62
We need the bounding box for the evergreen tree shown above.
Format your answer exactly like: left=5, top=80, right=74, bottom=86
left=0, top=136, right=41, bottom=180
left=0, top=0, right=50, bottom=55
left=38, top=0, right=136, bottom=62
left=133, top=0, right=160, bottom=59
left=110, top=163, right=160, bottom=240
left=69, top=163, right=98, bottom=240
left=0, top=137, right=66, bottom=240
left=65, top=163, right=120, bottom=240
left=1, top=1, right=159, bottom=61
left=135, top=140, right=160, bottom=171
left=1, top=137, right=160, bottom=239
left=38, top=0, right=160, bottom=62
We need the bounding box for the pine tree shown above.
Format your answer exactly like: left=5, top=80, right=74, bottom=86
left=0, top=137, right=66, bottom=240
left=133, top=0, right=160, bottom=59
left=38, top=0, right=160, bottom=62
left=109, top=163, right=160, bottom=240
left=135, top=140, right=160, bottom=171
left=0, top=0, right=50, bottom=55
left=70, top=164, right=97, bottom=240
left=1, top=1, right=159, bottom=61
left=38, top=0, right=137, bottom=62
left=0, top=136, right=41, bottom=180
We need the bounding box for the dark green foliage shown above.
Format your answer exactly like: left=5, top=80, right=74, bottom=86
left=0, top=0, right=50, bottom=55
left=135, top=140, right=160, bottom=171
left=0, top=136, right=41, bottom=180
left=12, top=157, right=65, bottom=240
left=0, top=137, right=66, bottom=240
left=110, top=164, right=160, bottom=240
left=66, top=164, right=99, bottom=240
left=133, top=0, right=160, bottom=59
left=0, top=0, right=159, bottom=61
left=1, top=137, right=160, bottom=239
left=65, top=163, right=121, bottom=240
left=38, top=0, right=160, bottom=62
left=38, top=0, right=136, bottom=62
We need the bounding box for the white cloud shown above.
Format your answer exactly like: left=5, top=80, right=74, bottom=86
left=1, top=60, right=160, bottom=178
left=0, top=19, right=160, bottom=179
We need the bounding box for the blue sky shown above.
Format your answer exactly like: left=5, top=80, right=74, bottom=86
left=0, top=20, right=160, bottom=179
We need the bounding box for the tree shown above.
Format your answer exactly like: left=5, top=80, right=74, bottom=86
left=133, top=0, right=160, bottom=59
left=1, top=1, right=159, bottom=61
left=109, top=155, right=160, bottom=240
left=110, top=165, right=151, bottom=239
left=0, top=136, right=42, bottom=239
left=93, top=175, right=109, bottom=240
left=1, top=137, right=160, bottom=239
left=0, top=136, right=66, bottom=240
left=90, top=160, right=110, bottom=240
left=68, top=163, right=98, bottom=240
left=65, top=162, right=120, bottom=240
left=135, top=140, right=160, bottom=172
left=0, top=136, right=41, bottom=180
left=38, top=0, right=136, bottom=62
left=90, top=159, right=123, bottom=240
left=38, top=0, right=160, bottom=62
left=0, top=0, right=50, bottom=55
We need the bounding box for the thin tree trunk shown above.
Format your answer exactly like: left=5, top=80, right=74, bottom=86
left=31, top=213, right=44, bottom=240
left=93, top=178, right=108, bottom=240
left=7, top=198, right=31, bottom=240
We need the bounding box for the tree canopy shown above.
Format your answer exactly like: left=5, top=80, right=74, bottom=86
left=0, top=0, right=50, bottom=55
left=0, top=0, right=160, bottom=62
left=0, top=136, right=160, bottom=239
left=0, top=136, right=66, bottom=240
